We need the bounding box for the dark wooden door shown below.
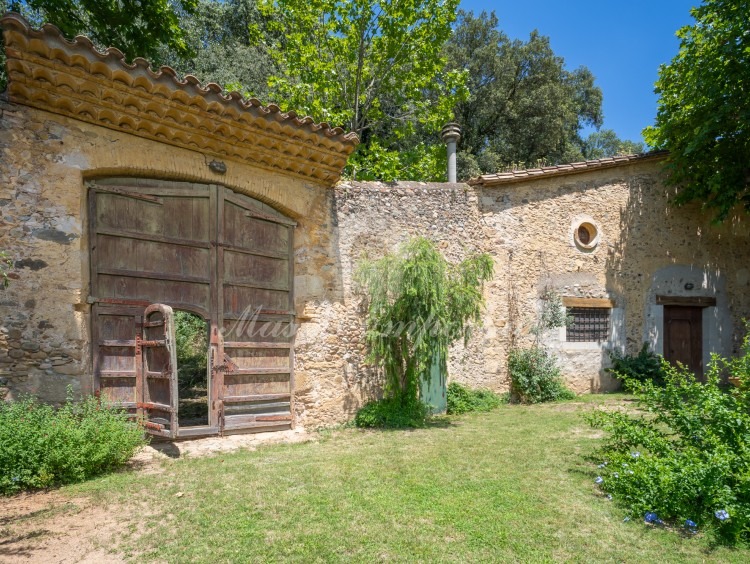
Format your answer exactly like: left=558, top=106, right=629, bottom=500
left=90, top=179, right=295, bottom=436
left=664, top=305, right=703, bottom=378
left=217, top=186, right=296, bottom=432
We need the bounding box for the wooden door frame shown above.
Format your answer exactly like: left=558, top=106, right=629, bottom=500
left=89, top=178, right=296, bottom=437
left=659, top=295, right=712, bottom=379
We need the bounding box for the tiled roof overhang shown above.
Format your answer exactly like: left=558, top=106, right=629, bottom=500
left=468, top=151, right=668, bottom=187
left=0, top=13, right=359, bottom=185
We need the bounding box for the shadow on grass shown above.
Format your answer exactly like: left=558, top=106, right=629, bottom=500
left=354, top=416, right=458, bottom=433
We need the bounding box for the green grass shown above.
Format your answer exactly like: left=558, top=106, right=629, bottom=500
left=67, top=396, right=747, bottom=562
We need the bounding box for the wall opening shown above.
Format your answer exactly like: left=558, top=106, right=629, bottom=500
left=175, top=312, right=210, bottom=427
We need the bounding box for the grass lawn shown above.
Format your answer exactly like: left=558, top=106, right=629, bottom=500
left=61, top=394, right=746, bottom=562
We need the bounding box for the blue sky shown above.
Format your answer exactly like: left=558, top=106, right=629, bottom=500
left=458, top=0, right=698, bottom=143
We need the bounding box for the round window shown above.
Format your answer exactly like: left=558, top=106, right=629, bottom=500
left=574, top=221, right=599, bottom=250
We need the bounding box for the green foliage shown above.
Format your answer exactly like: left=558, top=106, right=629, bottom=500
left=156, top=0, right=277, bottom=101
left=536, top=289, right=571, bottom=334
left=259, top=0, right=467, bottom=180
left=607, top=343, right=666, bottom=387
left=5, top=0, right=197, bottom=60
left=356, top=237, right=492, bottom=411
left=446, top=382, right=506, bottom=415
left=346, top=140, right=446, bottom=183
left=1, top=0, right=198, bottom=91
left=174, top=310, right=208, bottom=391
left=508, top=345, right=575, bottom=404
left=0, top=390, right=146, bottom=494
left=643, top=0, right=750, bottom=222
left=444, top=10, right=604, bottom=178
left=588, top=329, right=750, bottom=545
left=354, top=396, right=430, bottom=429
left=583, top=129, right=646, bottom=160
left=0, top=250, right=12, bottom=288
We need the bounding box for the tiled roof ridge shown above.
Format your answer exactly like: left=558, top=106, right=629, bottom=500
left=468, top=150, right=668, bottom=186
left=0, top=12, right=360, bottom=146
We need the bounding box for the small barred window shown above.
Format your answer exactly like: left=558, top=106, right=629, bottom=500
left=566, top=307, right=610, bottom=342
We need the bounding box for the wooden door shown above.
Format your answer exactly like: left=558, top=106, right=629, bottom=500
left=90, top=179, right=297, bottom=436
left=664, top=306, right=703, bottom=378
left=138, top=304, right=179, bottom=438
left=216, top=186, right=296, bottom=433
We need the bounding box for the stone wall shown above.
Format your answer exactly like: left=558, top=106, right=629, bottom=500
left=325, top=163, right=750, bottom=406
left=4, top=98, right=750, bottom=428
left=0, top=100, right=343, bottom=413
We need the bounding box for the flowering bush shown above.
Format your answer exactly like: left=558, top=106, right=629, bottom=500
left=0, top=390, right=146, bottom=494
left=588, top=329, right=750, bottom=544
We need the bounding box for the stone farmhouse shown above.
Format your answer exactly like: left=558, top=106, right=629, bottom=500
left=2, top=13, right=750, bottom=437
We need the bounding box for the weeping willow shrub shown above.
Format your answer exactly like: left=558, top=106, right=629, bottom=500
left=355, top=237, right=493, bottom=410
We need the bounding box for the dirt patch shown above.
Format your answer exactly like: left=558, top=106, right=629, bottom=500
left=1, top=429, right=312, bottom=562
left=0, top=491, right=135, bottom=563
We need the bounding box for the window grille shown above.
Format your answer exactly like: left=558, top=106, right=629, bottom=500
left=566, top=307, right=610, bottom=342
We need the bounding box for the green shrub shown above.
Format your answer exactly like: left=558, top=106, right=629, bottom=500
left=607, top=343, right=665, bottom=386
left=174, top=310, right=208, bottom=391
left=354, top=397, right=431, bottom=429
left=0, top=391, right=146, bottom=495
left=508, top=346, right=575, bottom=404
left=588, top=332, right=750, bottom=545
left=447, top=382, right=506, bottom=415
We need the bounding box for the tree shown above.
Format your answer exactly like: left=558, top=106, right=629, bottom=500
left=444, top=11, right=604, bottom=179
left=583, top=129, right=646, bottom=160
left=644, top=0, right=750, bottom=221
left=156, top=0, right=277, bottom=101
left=259, top=0, right=468, bottom=181
left=1, top=0, right=197, bottom=91
left=356, top=237, right=492, bottom=413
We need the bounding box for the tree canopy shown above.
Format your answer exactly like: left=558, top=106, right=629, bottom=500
left=257, top=0, right=467, bottom=181
left=644, top=0, right=750, bottom=221
left=0, top=1, right=651, bottom=182
left=3, top=0, right=196, bottom=61
left=445, top=11, right=606, bottom=179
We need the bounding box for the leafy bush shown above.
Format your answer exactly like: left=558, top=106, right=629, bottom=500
left=174, top=310, right=208, bottom=391
left=354, top=397, right=431, bottom=429
left=607, top=343, right=665, bottom=386
left=0, top=392, right=146, bottom=495
left=588, top=334, right=750, bottom=545
left=447, top=382, right=506, bottom=415
left=356, top=237, right=492, bottom=412
left=508, top=346, right=575, bottom=404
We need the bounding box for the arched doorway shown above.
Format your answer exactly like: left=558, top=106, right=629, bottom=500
left=89, top=178, right=296, bottom=438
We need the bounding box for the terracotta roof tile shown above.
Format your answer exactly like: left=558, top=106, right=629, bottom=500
left=468, top=151, right=668, bottom=187
left=0, top=12, right=359, bottom=185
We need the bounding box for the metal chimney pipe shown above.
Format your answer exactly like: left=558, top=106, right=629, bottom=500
left=441, top=123, right=461, bottom=183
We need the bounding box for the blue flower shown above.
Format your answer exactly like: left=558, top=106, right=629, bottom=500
left=685, top=519, right=698, bottom=529
left=11, top=476, right=19, bottom=482
left=715, top=509, right=730, bottom=521
left=607, top=494, right=613, bottom=501
left=595, top=476, right=603, bottom=484
left=644, top=512, right=659, bottom=523
left=613, top=472, right=619, bottom=478
left=631, top=451, right=641, bottom=458
left=597, top=463, right=607, bottom=469
left=623, top=516, right=631, bottom=522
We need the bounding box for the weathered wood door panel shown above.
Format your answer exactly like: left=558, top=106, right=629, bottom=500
left=93, top=304, right=142, bottom=412
left=90, top=179, right=296, bottom=436
left=218, top=187, right=295, bottom=432
left=664, top=305, right=703, bottom=378
left=139, top=304, right=179, bottom=438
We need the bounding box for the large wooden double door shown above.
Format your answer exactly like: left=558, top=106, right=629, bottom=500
left=89, top=178, right=295, bottom=438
